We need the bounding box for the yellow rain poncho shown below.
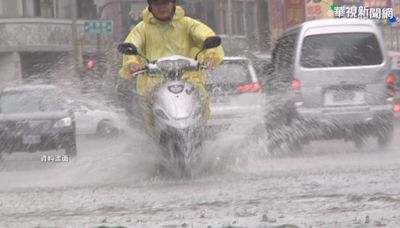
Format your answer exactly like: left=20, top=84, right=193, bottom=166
left=119, top=6, right=224, bottom=126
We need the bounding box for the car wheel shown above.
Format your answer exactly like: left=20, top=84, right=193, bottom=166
left=267, top=141, right=280, bottom=156
left=265, top=127, right=283, bottom=154
left=353, top=137, right=365, bottom=150
left=287, top=139, right=303, bottom=153
left=96, top=120, right=119, bottom=137
left=285, top=117, right=305, bottom=153
left=377, top=125, right=393, bottom=149
left=64, top=133, right=77, bottom=157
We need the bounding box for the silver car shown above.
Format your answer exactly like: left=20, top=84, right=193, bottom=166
left=266, top=19, right=394, bottom=151
left=67, top=98, right=127, bottom=137
left=205, top=57, right=264, bottom=134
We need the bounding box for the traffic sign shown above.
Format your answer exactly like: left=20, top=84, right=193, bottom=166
left=83, top=20, right=113, bottom=33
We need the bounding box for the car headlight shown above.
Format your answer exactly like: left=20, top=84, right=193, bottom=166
left=154, top=108, right=169, bottom=120
left=53, top=117, right=72, bottom=128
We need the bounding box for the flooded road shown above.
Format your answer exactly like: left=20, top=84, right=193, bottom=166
left=0, top=125, right=399, bottom=228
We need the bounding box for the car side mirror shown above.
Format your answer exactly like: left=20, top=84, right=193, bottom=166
left=117, top=43, right=138, bottom=55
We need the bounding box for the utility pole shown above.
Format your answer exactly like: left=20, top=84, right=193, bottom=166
left=96, top=4, right=106, bottom=78
left=71, top=0, right=80, bottom=77
left=96, top=1, right=123, bottom=77
left=95, top=0, right=144, bottom=77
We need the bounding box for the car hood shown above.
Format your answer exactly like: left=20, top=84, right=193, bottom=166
left=0, top=111, right=71, bottom=121
left=91, top=110, right=117, bottom=118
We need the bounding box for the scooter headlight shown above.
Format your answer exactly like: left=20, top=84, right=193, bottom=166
left=157, top=59, right=191, bottom=72
left=53, top=117, right=72, bottom=128
left=154, top=108, right=169, bottom=120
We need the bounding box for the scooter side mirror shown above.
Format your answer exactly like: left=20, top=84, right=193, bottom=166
left=117, top=43, right=138, bottom=55
left=202, top=36, right=222, bottom=50
left=195, top=36, right=222, bottom=60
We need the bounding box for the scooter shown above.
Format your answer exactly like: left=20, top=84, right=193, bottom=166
left=118, top=36, right=221, bottom=178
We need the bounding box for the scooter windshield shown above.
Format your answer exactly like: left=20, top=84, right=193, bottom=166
left=156, top=59, right=191, bottom=73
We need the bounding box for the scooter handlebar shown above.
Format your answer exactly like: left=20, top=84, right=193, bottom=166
left=130, top=63, right=160, bottom=77
left=130, top=68, right=148, bottom=77
left=130, top=61, right=207, bottom=77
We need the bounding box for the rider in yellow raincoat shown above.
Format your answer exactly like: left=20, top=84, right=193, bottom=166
left=119, top=0, right=224, bottom=136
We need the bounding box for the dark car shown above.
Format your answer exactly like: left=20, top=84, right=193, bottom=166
left=0, top=85, right=77, bottom=157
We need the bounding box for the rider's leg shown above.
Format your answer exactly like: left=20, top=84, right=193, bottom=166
left=139, top=94, right=155, bottom=138
left=184, top=72, right=210, bottom=124
left=136, top=75, right=163, bottom=138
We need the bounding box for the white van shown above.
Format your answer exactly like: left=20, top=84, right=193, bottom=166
left=265, top=19, right=394, bottom=151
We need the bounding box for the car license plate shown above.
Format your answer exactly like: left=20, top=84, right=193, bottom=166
left=333, top=91, right=355, bottom=102
left=22, top=135, right=41, bottom=144
left=324, top=90, right=365, bottom=106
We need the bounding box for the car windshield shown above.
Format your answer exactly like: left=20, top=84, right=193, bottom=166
left=70, top=101, right=94, bottom=111
left=207, top=61, right=251, bottom=84
left=0, top=90, right=65, bottom=113
left=300, top=33, right=383, bottom=68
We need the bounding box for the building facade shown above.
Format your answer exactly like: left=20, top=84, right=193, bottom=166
left=171, top=0, right=271, bottom=55
left=0, top=0, right=126, bottom=86
left=116, top=0, right=272, bottom=54
left=0, top=0, right=272, bottom=86
left=185, top=0, right=270, bottom=54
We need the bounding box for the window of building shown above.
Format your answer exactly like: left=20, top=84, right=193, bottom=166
left=232, top=1, right=245, bottom=36
left=245, top=2, right=256, bottom=37
left=77, top=0, right=97, bottom=19
left=204, top=1, right=217, bottom=32
left=220, top=0, right=228, bottom=34
left=183, top=2, right=203, bottom=21
left=211, top=0, right=257, bottom=36
left=208, top=0, right=228, bottom=35
left=34, top=0, right=55, bottom=18
left=0, top=0, right=23, bottom=17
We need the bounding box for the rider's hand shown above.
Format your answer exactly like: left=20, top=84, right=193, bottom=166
left=129, top=63, right=144, bottom=73
left=203, top=57, right=215, bottom=70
